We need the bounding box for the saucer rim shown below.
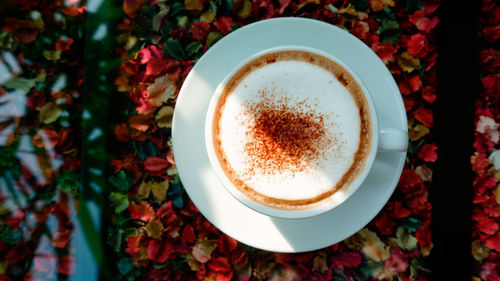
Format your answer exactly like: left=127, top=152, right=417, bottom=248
left=172, top=17, right=407, bottom=252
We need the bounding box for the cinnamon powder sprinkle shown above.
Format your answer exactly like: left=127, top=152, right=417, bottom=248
left=242, top=95, right=332, bottom=176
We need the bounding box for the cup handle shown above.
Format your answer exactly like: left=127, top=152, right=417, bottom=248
left=378, top=128, right=408, bottom=152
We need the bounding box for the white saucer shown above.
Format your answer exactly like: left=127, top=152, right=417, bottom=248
left=172, top=18, right=407, bottom=253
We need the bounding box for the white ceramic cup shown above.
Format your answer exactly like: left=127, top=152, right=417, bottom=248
left=205, top=46, right=407, bottom=219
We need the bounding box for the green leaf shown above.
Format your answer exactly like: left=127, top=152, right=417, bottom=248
left=170, top=2, right=185, bottom=17
left=401, top=217, right=422, bottom=233
left=171, top=174, right=181, bottom=185
left=0, top=146, right=19, bottom=171
left=164, top=258, right=185, bottom=271
left=0, top=226, right=22, bottom=245
left=373, top=8, right=395, bottom=22
left=114, top=214, right=130, bottom=226
left=206, top=32, right=223, bottom=48
left=1, top=77, right=37, bottom=94
left=350, top=0, right=368, bottom=11
left=109, top=192, right=129, bottom=213
left=135, top=140, right=159, bottom=161
left=214, top=0, right=234, bottom=15
left=377, top=20, right=399, bottom=35
left=168, top=183, right=184, bottom=208
left=0, top=30, right=19, bottom=51
left=405, top=0, right=423, bottom=12
left=107, top=227, right=124, bottom=252
left=380, top=31, right=401, bottom=44
left=117, top=257, right=134, bottom=275
left=332, top=269, right=349, bottom=281
left=365, top=261, right=383, bottom=277
left=108, top=170, right=134, bottom=192
left=377, top=19, right=400, bottom=44
left=164, top=38, right=186, bottom=60
left=57, top=170, right=80, bottom=194
left=185, top=41, right=203, bottom=58
left=408, top=138, right=426, bottom=156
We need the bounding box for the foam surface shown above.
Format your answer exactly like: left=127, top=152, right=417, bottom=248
left=219, top=60, right=361, bottom=200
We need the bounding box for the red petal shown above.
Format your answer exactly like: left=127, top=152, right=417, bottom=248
left=137, top=47, right=153, bottom=64
left=125, top=235, right=142, bottom=255
left=477, top=217, right=499, bottom=235
left=417, top=143, right=438, bottom=162
left=115, top=123, right=130, bottom=142
left=414, top=107, right=434, bottom=127
left=332, top=252, right=362, bottom=270
left=208, top=256, right=232, bottom=272
left=398, top=169, right=424, bottom=188
left=55, top=38, right=74, bottom=51
left=147, top=239, right=160, bottom=261
left=486, top=232, right=500, bottom=252
left=277, top=0, right=291, bottom=14
left=147, top=239, right=174, bottom=263
left=350, top=21, right=369, bottom=40
left=156, top=241, right=175, bottom=263
left=26, top=90, right=46, bottom=109
left=166, top=150, right=175, bottom=164
left=231, top=249, right=248, bottom=268
left=213, top=16, right=233, bottom=35
left=472, top=152, right=490, bottom=174
left=408, top=75, right=423, bottom=92
left=252, top=0, right=275, bottom=19
left=275, top=253, right=293, bottom=264
left=375, top=212, right=395, bottom=235
left=421, top=86, right=437, bottom=103
left=398, top=80, right=412, bottom=95
left=416, top=17, right=439, bottom=32
left=403, top=96, right=418, bottom=111
left=129, top=201, right=156, bottom=221
left=372, top=42, right=397, bottom=64
left=415, top=222, right=432, bottom=245
left=295, top=252, right=314, bottom=263
left=407, top=34, right=428, bottom=58
left=144, top=157, right=169, bottom=172
left=394, top=201, right=411, bottom=219
left=58, top=256, right=75, bottom=275
left=215, top=272, right=234, bottom=281
left=480, top=49, right=500, bottom=72
left=482, top=73, right=500, bottom=90
left=146, top=58, right=166, bottom=76
left=182, top=225, right=197, bottom=244
left=423, top=2, right=439, bottom=15
left=483, top=25, right=500, bottom=43
left=190, top=21, right=211, bottom=41
left=217, top=235, right=238, bottom=255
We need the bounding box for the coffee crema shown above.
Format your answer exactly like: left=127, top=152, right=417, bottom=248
left=212, top=50, right=372, bottom=210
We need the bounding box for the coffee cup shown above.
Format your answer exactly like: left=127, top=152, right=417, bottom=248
left=205, top=46, right=407, bottom=219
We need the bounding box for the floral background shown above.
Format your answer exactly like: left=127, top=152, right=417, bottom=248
left=108, top=0, right=438, bottom=280
left=0, top=0, right=448, bottom=280
left=471, top=0, right=500, bottom=280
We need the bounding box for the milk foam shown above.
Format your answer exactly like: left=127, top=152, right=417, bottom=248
left=219, top=60, right=361, bottom=201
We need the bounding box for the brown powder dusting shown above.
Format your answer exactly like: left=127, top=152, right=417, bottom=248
left=212, top=50, right=372, bottom=209
left=242, top=94, right=332, bottom=176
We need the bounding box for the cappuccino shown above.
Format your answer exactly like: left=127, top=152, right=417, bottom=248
left=211, top=50, right=371, bottom=210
